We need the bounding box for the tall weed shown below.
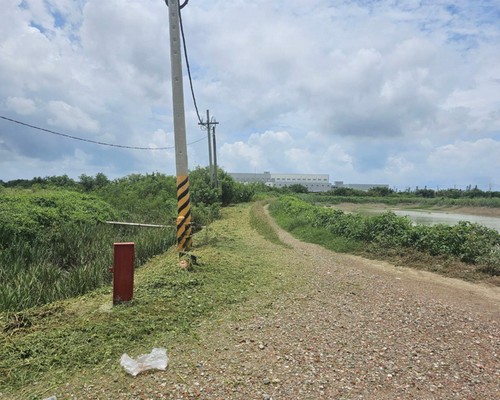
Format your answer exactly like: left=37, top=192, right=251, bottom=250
left=0, top=223, right=175, bottom=312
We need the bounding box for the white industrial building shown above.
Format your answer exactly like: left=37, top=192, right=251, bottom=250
left=229, top=171, right=332, bottom=192
left=229, top=172, right=389, bottom=193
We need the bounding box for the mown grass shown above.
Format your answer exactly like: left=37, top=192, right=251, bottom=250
left=0, top=204, right=303, bottom=399
left=249, top=200, right=291, bottom=248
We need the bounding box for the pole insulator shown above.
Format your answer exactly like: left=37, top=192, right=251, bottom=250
left=165, top=0, right=189, bottom=9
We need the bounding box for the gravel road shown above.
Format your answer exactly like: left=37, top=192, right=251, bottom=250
left=109, top=207, right=500, bottom=399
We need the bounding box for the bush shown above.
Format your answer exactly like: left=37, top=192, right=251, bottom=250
left=0, top=190, right=117, bottom=247
left=0, top=188, right=176, bottom=311
left=96, top=173, right=177, bottom=224
left=270, top=196, right=500, bottom=271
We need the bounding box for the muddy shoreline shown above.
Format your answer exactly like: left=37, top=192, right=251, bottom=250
left=332, top=202, right=500, bottom=218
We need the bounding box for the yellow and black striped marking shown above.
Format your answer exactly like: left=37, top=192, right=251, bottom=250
left=176, top=175, right=192, bottom=252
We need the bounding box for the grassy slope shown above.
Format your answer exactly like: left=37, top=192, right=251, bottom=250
left=0, top=204, right=305, bottom=399
left=270, top=201, right=500, bottom=285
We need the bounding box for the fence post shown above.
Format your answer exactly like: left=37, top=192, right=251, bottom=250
left=111, top=242, right=135, bottom=305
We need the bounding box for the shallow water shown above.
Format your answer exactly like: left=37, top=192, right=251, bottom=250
left=390, top=210, right=500, bottom=232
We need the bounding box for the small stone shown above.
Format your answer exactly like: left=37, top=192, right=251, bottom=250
left=263, top=378, right=271, bottom=385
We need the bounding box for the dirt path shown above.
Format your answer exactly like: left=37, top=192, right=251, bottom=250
left=70, top=205, right=500, bottom=399
left=154, top=207, right=500, bottom=399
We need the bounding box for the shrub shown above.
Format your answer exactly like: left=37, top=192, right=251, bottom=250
left=270, top=196, right=500, bottom=271
left=0, top=190, right=117, bottom=247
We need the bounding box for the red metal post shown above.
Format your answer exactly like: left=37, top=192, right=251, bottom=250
left=112, top=242, right=135, bottom=305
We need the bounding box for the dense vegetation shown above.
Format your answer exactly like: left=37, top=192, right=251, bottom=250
left=0, top=190, right=175, bottom=311
left=0, top=204, right=300, bottom=397
left=0, top=168, right=254, bottom=312
left=270, top=196, right=500, bottom=279
left=2, top=170, right=499, bottom=311
left=298, top=185, right=500, bottom=208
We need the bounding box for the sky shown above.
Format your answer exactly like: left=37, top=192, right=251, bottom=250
left=1, top=0, right=499, bottom=190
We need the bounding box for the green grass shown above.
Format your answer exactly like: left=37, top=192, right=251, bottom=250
left=0, top=205, right=303, bottom=399
left=0, top=189, right=177, bottom=312
left=269, top=201, right=361, bottom=253
left=291, top=225, right=363, bottom=253
left=0, top=223, right=176, bottom=312
left=249, top=200, right=291, bottom=248
left=269, top=196, right=500, bottom=283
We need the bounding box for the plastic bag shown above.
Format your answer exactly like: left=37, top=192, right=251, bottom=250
left=120, top=347, right=169, bottom=377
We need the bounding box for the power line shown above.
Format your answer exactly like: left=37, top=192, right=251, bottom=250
left=0, top=115, right=206, bottom=150
left=165, top=0, right=203, bottom=125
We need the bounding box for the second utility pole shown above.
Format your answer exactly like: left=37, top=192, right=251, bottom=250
left=199, top=109, right=219, bottom=188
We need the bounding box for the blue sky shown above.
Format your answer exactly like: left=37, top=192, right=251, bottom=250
left=1, top=0, right=499, bottom=190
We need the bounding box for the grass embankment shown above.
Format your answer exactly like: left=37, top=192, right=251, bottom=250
left=270, top=196, right=500, bottom=284
left=0, top=190, right=175, bottom=311
left=0, top=204, right=304, bottom=399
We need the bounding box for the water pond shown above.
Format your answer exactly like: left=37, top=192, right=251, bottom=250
left=382, top=209, right=500, bottom=233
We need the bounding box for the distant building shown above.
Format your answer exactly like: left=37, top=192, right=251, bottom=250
left=229, top=172, right=389, bottom=193
left=229, top=171, right=332, bottom=192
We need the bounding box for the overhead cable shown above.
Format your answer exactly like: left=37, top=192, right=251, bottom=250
left=0, top=115, right=206, bottom=150
left=165, top=0, right=204, bottom=125
left=164, top=0, right=189, bottom=9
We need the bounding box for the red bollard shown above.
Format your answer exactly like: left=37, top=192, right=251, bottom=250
left=111, top=242, right=135, bottom=305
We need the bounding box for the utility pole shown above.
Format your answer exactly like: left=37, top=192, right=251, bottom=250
left=167, top=0, right=192, bottom=253
left=206, top=110, right=213, bottom=186
left=212, top=125, right=218, bottom=188
left=198, top=109, right=219, bottom=188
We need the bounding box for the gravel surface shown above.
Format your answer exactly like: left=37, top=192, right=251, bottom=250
left=70, top=207, right=500, bottom=399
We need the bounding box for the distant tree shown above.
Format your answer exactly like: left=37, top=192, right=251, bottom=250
left=367, top=186, right=394, bottom=197
left=463, top=186, right=485, bottom=198
left=329, top=187, right=362, bottom=196
left=45, top=175, right=77, bottom=188
left=94, top=172, right=110, bottom=189
left=288, top=184, right=309, bottom=194
left=79, top=174, right=95, bottom=192
left=436, top=188, right=462, bottom=199
left=415, top=187, right=435, bottom=198
left=4, top=179, right=33, bottom=188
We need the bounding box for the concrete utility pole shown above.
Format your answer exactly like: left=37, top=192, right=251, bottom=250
left=198, top=109, right=219, bottom=188
left=206, top=110, right=213, bottom=186
left=168, top=0, right=192, bottom=252
left=212, top=125, right=218, bottom=188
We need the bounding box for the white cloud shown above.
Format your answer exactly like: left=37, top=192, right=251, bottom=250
left=427, top=139, right=500, bottom=182
left=5, top=97, right=37, bottom=115
left=47, top=100, right=99, bottom=132
left=0, top=0, right=499, bottom=190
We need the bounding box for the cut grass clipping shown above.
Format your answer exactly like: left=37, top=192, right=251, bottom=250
left=0, top=204, right=300, bottom=399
